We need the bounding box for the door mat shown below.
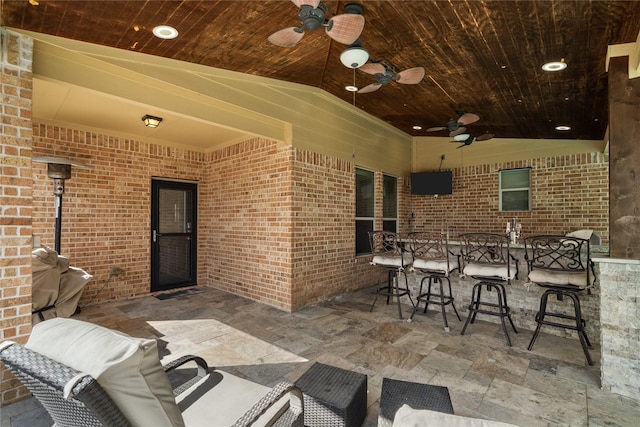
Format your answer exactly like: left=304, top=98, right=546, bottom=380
left=155, top=288, right=203, bottom=300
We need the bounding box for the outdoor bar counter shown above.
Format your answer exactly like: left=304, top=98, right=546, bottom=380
left=403, top=240, right=609, bottom=346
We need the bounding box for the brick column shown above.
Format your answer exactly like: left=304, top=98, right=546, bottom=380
left=0, top=28, right=34, bottom=405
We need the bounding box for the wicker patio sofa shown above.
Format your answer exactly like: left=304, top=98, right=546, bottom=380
left=0, top=318, right=303, bottom=427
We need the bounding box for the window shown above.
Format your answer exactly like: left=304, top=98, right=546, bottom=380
left=355, top=168, right=375, bottom=255
left=499, top=168, right=531, bottom=211
left=382, top=174, right=397, bottom=233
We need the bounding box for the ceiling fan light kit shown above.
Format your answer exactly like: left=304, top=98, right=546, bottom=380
left=340, top=38, right=369, bottom=68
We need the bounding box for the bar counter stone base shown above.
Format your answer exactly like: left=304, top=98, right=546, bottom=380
left=593, top=257, right=640, bottom=401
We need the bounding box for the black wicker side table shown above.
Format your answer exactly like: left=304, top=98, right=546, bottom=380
left=294, top=362, right=367, bottom=427
left=378, top=378, right=454, bottom=427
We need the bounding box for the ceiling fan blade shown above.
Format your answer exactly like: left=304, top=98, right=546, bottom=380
left=292, top=0, right=321, bottom=7
left=359, top=63, right=386, bottom=75
left=455, top=144, right=466, bottom=149
left=396, top=67, right=425, bottom=84
left=449, top=127, right=467, bottom=137
left=476, top=133, right=495, bottom=141
left=268, top=27, right=304, bottom=47
left=457, top=112, right=480, bottom=125
left=358, top=83, right=382, bottom=94
left=326, top=14, right=365, bottom=45
left=426, top=126, right=446, bottom=132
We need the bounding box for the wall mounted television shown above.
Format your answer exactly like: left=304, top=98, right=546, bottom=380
left=410, top=171, right=453, bottom=195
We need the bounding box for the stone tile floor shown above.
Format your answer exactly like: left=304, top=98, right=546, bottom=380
left=2, top=285, right=639, bottom=426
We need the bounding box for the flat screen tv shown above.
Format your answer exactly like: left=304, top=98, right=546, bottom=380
left=410, top=171, right=453, bottom=195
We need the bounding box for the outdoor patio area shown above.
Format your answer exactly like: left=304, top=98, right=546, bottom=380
left=2, top=285, right=639, bottom=427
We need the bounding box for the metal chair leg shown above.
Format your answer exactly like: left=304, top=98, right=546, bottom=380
left=566, top=292, right=593, bottom=366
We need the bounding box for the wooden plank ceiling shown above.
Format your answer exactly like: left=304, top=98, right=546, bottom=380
left=3, top=0, right=640, bottom=140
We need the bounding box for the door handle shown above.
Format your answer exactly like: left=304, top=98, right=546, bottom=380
left=153, top=230, right=163, bottom=242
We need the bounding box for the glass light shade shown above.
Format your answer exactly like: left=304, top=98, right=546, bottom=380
left=340, top=47, right=369, bottom=69
left=454, top=133, right=471, bottom=142
left=142, top=115, right=163, bottom=128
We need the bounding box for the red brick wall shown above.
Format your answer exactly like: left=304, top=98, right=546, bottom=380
left=31, top=126, right=207, bottom=303
left=202, top=139, right=296, bottom=309
left=290, top=150, right=360, bottom=308
left=410, top=153, right=609, bottom=244
left=1, top=29, right=34, bottom=405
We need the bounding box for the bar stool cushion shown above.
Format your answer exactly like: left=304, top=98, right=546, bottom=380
left=528, top=269, right=589, bottom=289
left=392, top=405, right=517, bottom=427
left=372, top=252, right=412, bottom=268
left=463, top=262, right=516, bottom=281
left=413, top=258, right=458, bottom=274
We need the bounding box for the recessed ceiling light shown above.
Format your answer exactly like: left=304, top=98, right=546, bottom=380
left=542, top=61, right=567, bottom=72
left=153, top=25, right=178, bottom=39
left=555, top=125, right=571, bottom=131
left=413, top=125, right=422, bottom=130
left=345, top=85, right=358, bottom=92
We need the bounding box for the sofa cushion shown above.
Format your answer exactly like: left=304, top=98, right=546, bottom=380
left=26, top=318, right=184, bottom=427
left=392, top=404, right=518, bottom=427
left=177, top=370, right=288, bottom=427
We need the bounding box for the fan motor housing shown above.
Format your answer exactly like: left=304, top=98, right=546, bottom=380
left=299, top=5, right=325, bottom=30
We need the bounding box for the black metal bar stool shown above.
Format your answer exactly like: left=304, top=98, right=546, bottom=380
left=524, top=235, right=596, bottom=365
left=407, top=231, right=461, bottom=332
left=459, top=233, right=519, bottom=346
left=368, top=231, right=415, bottom=319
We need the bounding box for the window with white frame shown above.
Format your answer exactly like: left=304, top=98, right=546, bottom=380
left=382, top=174, right=398, bottom=233
left=355, top=167, right=375, bottom=255
left=499, top=168, right=531, bottom=211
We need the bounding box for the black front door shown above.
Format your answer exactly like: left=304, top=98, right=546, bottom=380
left=151, top=179, right=197, bottom=292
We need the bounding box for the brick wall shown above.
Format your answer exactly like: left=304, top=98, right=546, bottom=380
left=410, top=153, right=609, bottom=243
left=291, top=149, right=363, bottom=308
left=1, top=29, right=34, bottom=404
left=31, top=126, right=207, bottom=304
left=202, top=139, right=295, bottom=309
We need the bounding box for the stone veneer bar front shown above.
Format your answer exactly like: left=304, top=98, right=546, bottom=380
left=592, top=257, right=640, bottom=401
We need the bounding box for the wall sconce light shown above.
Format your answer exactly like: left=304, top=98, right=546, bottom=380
left=142, top=115, right=163, bottom=128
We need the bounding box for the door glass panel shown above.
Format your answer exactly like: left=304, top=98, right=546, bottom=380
left=159, top=189, right=192, bottom=233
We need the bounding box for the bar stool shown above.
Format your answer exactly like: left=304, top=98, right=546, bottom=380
left=368, top=231, right=415, bottom=319
left=407, top=231, right=461, bottom=332
left=459, top=233, right=519, bottom=346
left=524, top=235, right=596, bottom=365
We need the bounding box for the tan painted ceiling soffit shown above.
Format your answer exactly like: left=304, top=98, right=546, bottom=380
left=16, top=28, right=411, bottom=164
left=17, top=29, right=287, bottom=143
left=412, top=137, right=608, bottom=171
left=606, top=30, right=640, bottom=79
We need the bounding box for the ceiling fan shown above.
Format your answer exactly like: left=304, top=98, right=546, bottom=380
left=268, top=1, right=365, bottom=48
left=357, top=60, right=425, bottom=94
left=426, top=111, right=480, bottom=137
left=451, top=133, right=494, bottom=149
